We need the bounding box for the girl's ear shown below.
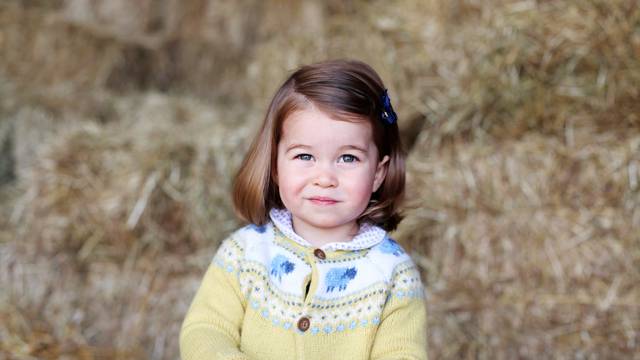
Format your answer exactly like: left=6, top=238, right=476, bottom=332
left=372, top=155, right=390, bottom=192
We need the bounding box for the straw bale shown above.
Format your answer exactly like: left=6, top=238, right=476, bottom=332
left=1, top=92, right=256, bottom=357
left=397, top=129, right=640, bottom=358
left=0, top=3, right=115, bottom=88
left=94, top=0, right=263, bottom=94
left=9, top=107, right=70, bottom=182
left=0, top=0, right=267, bottom=97
left=11, top=93, right=251, bottom=269
left=2, top=0, right=433, bottom=123
left=0, top=242, right=178, bottom=359
left=0, top=75, right=127, bottom=187
left=62, top=0, right=173, bottom=39
left=414, top=0, right=640, bottom=147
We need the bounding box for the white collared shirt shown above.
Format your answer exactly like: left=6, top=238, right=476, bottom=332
left=268, top=208, right=388, bottom=252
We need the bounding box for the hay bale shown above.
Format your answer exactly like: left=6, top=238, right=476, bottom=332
left=394, top=1, right=640, bottom=357
left=398, top=114, right=640, bottom=358
left=63, top=0, right=172, bottom=38
left=0, top=0, right=264, bottom=97
left=12, top=93, right=250, bottom=268
left=0, top=2, right=124, bottom=89
left=1, top=0, right=434, bottom=124
left=414, top=0, right=640, bottom=147
left=1, top=92, right=256, bottom=358
left=10, top=107, right=68, bottom=182
left=0, top=244, right=152, bottom=359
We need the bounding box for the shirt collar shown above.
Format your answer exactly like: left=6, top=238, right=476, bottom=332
left=268, top=208, right=387, bottom=251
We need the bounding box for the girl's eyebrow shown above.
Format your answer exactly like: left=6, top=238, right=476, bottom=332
left=285, top=143, right=369, bottom=154
left=285, top=144, right=311, bottom=153
left=339, top=145, right=369, bottom=153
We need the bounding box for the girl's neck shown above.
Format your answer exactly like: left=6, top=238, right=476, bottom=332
left=290, top=217, right=359, bottom=248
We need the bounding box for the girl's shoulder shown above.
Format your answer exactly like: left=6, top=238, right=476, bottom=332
left=230, top=222, right=274, bottom=244
left=368, top=236, right=411, bottom=263
left=365, top=236, right=420, bottom=282
left=212, top=222, right=274, bottom=265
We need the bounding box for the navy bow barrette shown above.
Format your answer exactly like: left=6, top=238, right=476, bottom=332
left=380, top=89, right=397, bottom=125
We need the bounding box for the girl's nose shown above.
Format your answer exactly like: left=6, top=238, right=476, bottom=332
left=313, top=164, right=338, bottom=188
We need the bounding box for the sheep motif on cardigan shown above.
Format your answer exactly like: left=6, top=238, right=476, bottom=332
left=325, top=267, right=358, bottom=292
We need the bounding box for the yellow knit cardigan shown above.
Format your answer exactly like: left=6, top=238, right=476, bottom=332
left=180, top=218, right=428, bottom=360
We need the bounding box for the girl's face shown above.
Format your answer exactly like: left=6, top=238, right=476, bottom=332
left=276, top=106, right=389, bottom=240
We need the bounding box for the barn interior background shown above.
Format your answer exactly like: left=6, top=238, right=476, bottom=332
left=0, top=0, right=638, bottom=358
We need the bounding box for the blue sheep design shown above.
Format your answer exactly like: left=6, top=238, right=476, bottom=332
left=270, top=254, right=295, bottom=281
left=380, top=237, right=404, bottom=256
left=325, top=267, right=357, bottom=292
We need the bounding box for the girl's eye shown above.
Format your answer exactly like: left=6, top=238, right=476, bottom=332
left=295, top=154, right=313, bottom=161
left=339, top=154, right=359, bottom=163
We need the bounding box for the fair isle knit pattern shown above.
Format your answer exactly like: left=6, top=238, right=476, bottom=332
left=180, top=213, right=428, bottom=360
left=215, top=223, right=423, bottom=334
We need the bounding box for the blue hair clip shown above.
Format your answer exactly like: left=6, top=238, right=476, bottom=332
left=380, top=89, right=397, bottom=125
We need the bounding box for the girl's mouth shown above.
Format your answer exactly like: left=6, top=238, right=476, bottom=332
left=308, top=197, right=339, bottom=205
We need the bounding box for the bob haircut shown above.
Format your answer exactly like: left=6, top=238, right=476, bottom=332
left=232, top=59, right=406, bottom=231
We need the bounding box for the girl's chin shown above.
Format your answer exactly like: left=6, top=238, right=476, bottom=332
left=293, top=216, right=358, bottom=231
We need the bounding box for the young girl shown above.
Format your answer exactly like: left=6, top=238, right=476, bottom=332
left=180, top=59, right=427, bottom=360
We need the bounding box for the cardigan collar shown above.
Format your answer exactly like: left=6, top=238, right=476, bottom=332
left=268, top=208, right=387, bottom=252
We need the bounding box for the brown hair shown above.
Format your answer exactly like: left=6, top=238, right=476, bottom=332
left=232, top=59, right=406, bottom=231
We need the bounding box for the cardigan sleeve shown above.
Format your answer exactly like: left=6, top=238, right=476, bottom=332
left=179, top=236, right=251, bottom=360
left=369, top=262, right=429, bottom=360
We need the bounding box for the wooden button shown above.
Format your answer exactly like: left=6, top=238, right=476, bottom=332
left=313, top=248, right=326, bottom=260
left=297, top=316, right=310, bottom=332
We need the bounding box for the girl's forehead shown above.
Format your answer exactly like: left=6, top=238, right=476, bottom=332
left=281, top=107, right=373, bottom=144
